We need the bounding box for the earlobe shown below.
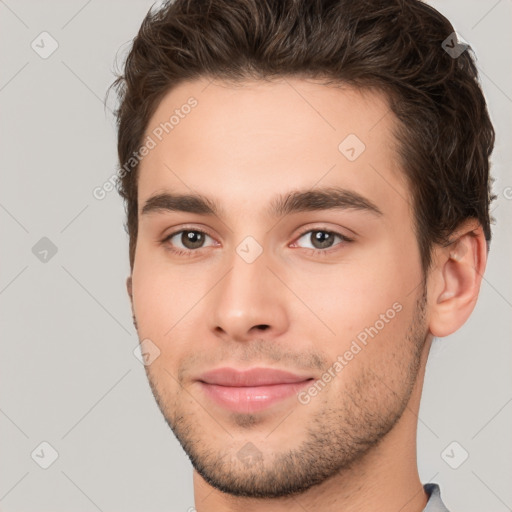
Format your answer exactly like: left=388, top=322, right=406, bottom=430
left=429, top=222, right=487, bottom=338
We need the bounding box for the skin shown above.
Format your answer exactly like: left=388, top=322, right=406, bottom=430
left=126, top=77, right=487, bottom=512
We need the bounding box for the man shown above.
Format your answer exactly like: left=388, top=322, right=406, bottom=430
left=111, top=0, right=495, bottom=510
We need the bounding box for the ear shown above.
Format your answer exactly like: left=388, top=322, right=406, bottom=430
left=126, top=276, right=138, bottom=330
left=428, top=220, right=488, bottom=338
left=126, top=275, right=133, bottom=301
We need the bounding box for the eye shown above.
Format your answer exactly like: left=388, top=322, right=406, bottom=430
left=161, top=227, right=352, bottom=257
left=292, top=229, right=352, bottom=251
left=163, top=229, right=216, bottom=252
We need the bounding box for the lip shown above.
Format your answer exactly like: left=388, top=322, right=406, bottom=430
left=197, top=367, right=314, bottom=413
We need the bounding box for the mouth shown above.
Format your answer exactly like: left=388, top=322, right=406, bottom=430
left=196, top=367, right=314, bottom=413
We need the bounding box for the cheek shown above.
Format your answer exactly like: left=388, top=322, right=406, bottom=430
left=296, top=264, right=405, bottom=332
left=131, top=259, right=190, bottom=338
left=318, top=298, right=419, bottom=408
left=131, top=269, right=190, bottom=380
left=295, top=254, right=418, bottom=368
left=131, top=256, right=219, bottom=364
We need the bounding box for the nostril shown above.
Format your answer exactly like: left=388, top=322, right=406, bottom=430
left=255, top=324, right=270, bottom=331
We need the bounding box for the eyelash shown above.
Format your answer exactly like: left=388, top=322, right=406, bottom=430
left=161, top=227, right=354, bottom=258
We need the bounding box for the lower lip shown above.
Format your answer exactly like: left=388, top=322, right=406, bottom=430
left=199, top=380, right=312, bottom=413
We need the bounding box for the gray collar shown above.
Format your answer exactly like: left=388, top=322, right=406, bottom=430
left=423, top=483, right=450, bottom=512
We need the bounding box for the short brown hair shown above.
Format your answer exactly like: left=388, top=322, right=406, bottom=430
left=110, top=0, right=496, bottom=274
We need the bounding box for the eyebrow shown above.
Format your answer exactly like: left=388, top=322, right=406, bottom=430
left=141, top=187, right=383, bottom=218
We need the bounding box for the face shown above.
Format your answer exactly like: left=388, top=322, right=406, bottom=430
left=129, top=77, right=430, bottom=497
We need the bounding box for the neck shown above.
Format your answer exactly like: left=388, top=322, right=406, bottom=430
left=193, top=342, right=432, bottom=512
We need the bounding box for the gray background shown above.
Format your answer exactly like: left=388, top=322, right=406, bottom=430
left=0, top=0, right=511, bottom=511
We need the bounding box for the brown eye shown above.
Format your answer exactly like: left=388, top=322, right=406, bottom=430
left=180, top=230, right=206, bottom=249
left=164, top=229, right=215, bottom=252
left=296, top=229, right=345, bottom=250
left=310, top=231, right=337, bottom=249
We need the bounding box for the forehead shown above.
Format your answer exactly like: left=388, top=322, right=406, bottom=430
left=137, top=77, right=410, bottom=220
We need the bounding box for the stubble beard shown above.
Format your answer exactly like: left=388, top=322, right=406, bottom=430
left=143, top=285, right=428, bottom=498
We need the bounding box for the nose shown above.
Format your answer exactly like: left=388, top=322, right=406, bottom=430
left=210, top=247, right=289, bottom=342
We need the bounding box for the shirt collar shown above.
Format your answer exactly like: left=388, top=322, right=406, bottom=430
left=423, top=483, right=450, bottom=512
